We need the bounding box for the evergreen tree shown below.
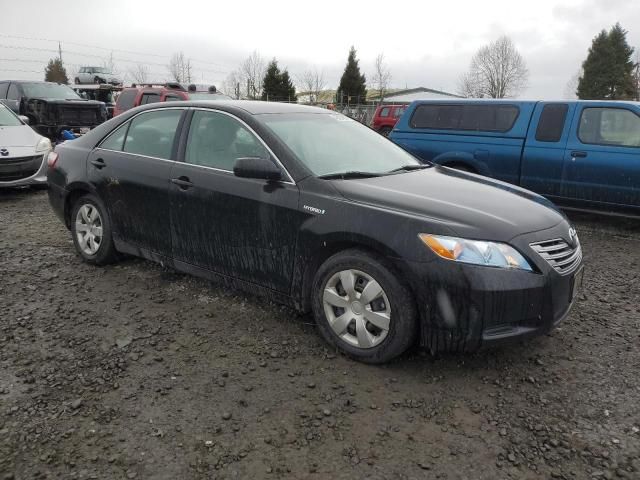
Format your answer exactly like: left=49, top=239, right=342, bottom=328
left=261, top=59, right=297, bottom=101
left=337, top=46, right=367, bottom=104
left=577, top=23, right=635, bottom=99
left=279, top=70, right=296, bottom=102
left=44, top=58, right=69, bottom=84
left=261, top=60, right=281, bottom=101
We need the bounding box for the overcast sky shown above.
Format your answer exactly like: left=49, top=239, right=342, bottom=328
left=1, top=0, right=638, bottom=98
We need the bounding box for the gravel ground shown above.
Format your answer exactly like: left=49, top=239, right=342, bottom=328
left=1, top=189, right=639, bottom=480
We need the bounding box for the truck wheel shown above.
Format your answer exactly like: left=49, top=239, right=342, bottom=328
left=312, top=249, right=417, bottom=364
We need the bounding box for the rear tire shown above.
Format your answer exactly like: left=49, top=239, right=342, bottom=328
left=311, top=249, right=417, bottom=364
left=70, top=194, right=117, bottom=265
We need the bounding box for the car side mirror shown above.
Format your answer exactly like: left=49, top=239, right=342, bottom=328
left=18, top=115, right=29, bottom=124
left=233, top=156, right=282, bottom=181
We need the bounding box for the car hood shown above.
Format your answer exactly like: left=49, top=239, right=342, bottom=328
left=332, top=166, right=566, bottom=242
left=0, top=125, right=40, bottom=147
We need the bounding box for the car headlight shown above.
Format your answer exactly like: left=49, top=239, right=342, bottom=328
left=36, top=137, right=52, bottom=153
left=419, top=234, right=533, bottom=271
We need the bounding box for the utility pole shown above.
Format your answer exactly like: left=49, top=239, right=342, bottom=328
left=58, top=42, right=63, bottom=63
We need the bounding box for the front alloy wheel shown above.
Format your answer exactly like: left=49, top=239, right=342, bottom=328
left=312, top=249, right=417, bottom=364
left=323, top=269, right=391, bottom=349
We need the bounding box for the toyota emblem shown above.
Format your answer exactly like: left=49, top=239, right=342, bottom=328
left=0, top=148, right=8, bottom=157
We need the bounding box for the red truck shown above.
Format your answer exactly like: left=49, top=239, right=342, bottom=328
left=371, top=104, right=407, bottom=136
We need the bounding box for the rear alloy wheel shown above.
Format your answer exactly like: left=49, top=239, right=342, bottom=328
left=312, top=249, right=417, bottom=363
left=71, top=194, right=117, bottom=265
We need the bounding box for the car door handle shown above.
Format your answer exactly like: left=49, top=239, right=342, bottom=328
left=570, top=151, right=587, bottom=159
left=171, top=176, right=193, bottom=190
left=90, top=158, right=106, bottom=169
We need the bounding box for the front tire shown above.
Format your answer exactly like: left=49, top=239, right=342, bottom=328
left=312, top=249, right=417, bottom=364
left=70, top=194, right=117, bottom=265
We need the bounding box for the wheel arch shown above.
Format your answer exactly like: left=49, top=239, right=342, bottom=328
left=297, top=233, right=414, bottom=314
left=63, top=182, right=99, bottom=228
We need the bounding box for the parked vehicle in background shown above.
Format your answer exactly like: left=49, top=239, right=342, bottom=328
left=372, top=104, right=407, bottom=135
left=0, top=81, right=107, bottom=141
left=75, top=67, right=122, bottom=85
left=113, top=83, right=231, bottom=116
left=72, top=84, right=122, bottom=118
left=48, top=101, right=582, bottom=364
left=390, top=99, right=640, bottom=215
left=0, top=101, right=51, bottom=188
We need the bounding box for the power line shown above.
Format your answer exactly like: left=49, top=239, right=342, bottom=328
left=0, top=33, right=236, bottom=70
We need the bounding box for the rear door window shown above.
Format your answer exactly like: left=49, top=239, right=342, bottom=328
left=122, top=109, right=183, bottom=160
left=411, top=104, right=519, bottom=132
left=535, top=104, right=569, bottom=142
left=116, top=89, right=137, bottom=111
left=140, top=93, right=161, bottom=105
left=379, top=107, right=390, bottom=117
left=578, top=107, right=640, bottom=147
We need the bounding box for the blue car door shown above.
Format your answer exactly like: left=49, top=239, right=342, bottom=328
left=562, top=103, right=640, bottom=209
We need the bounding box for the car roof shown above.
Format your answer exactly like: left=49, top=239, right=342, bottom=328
left=174, top=100, right=331, bottom=115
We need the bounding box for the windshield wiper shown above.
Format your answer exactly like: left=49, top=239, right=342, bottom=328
left=317, top=171, right=385, bottom=180
left=387, top=164, right=431, bottom=173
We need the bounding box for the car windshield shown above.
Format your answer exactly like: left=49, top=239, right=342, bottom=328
left=188, top=93, right=232, bottom=101
left=22, top=83, right=81, bottom=100
left=260, top=112, right=421, bottom=176
left=0, top=103, right=22, bottom=127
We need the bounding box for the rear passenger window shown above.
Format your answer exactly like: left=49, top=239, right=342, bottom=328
left=0, top=83, right=8, bottom=98
left=116, top=90, right=137, bottom=111
left=141, top=93, right=160, bottom=105
left=578, top=107, right=640, bottom=147
left=379, top=107, right=390, bottom=117
left=535, top=104, right=568, bottom=142
left=410, top=104, right=519, bottom=132
left=123, top=109, right=183, bottom=159
left=100, top=122, right=129, bottom=151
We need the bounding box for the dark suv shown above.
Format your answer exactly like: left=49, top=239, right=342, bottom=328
left=0, top=81, right=107, bottom=140
left=113, top=83, right=230, bottom=116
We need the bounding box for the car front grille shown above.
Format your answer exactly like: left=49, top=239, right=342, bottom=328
left=0, top=155, right=44, bottom=181
left=529, top=238, right=582, bottom=275
left=58, top=107, right=99, bottom=124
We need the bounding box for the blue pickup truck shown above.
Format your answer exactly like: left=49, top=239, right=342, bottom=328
left=389, top=100, right=640, bottom=215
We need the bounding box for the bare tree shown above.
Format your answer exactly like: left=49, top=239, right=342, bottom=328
left=458, top=36, right=528, bottom=98
left=372, top=53, right=392, bottom=104
left=563, top=69, right=582, bottom=99
left=168, top=52, right=193, bottom=83
left=222, top=70, right=242, bottom=99
left=239, top=50, right=265, bottom=99
left=297, top=68, right=326, bottom=103
left=128, top=63, right=150, bottom=85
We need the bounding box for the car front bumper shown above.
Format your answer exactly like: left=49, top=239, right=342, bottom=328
left=0, top=151, right=48, bottom=187
left=401, top=223, right=583, bottom=353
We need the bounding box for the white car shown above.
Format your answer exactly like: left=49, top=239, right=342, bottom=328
left=74, top=66, right=122, bottom=85
left=0, top=102, right=52, bottom=188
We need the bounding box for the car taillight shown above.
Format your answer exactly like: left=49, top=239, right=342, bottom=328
left=47, top=152, right=59, bottom=168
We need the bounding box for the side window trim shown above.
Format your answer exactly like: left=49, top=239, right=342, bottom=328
left=577, top=106, right=640, bottom=148
left=97, top=120, right=132, bottom=151
left=96, top=107, right=186, bottom=161
left=183, top=107, right=295, bottom=184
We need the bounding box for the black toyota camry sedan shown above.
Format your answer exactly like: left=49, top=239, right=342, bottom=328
left=47, top=101, right=583, bottom=363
